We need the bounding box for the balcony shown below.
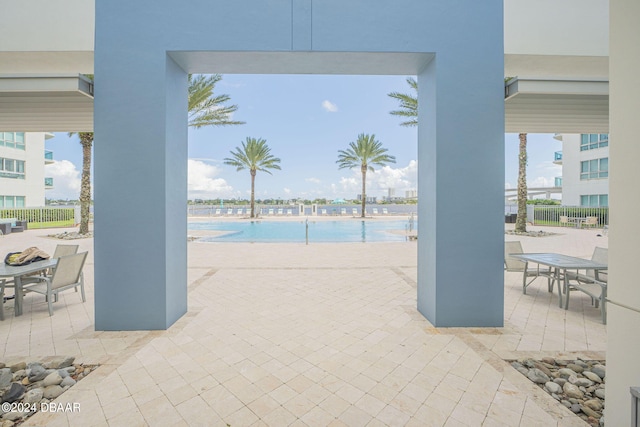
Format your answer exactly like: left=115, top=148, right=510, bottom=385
left=554, top=177, right=562, bottom=188
left=553, top=151, right=563, bottom=165
left=44, top=150, right=54, bottom=164
left=44, top=177, right=53, bottom=189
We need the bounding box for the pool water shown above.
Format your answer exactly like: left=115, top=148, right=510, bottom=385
left=189, top=220, right=416, bottom=243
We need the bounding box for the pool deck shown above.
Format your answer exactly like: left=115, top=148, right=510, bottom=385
left=0, top=224, right=606, bottom=426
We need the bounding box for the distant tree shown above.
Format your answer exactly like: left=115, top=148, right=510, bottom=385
left=224, top=138, right=281, bottom=218
left=388, top=77, right=418, bottom=127
left=336, top=134, right=396, bottom=218
left=515, top=133, right=528, bottom=232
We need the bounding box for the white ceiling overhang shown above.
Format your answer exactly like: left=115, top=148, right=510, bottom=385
left=505, top=78, right=609, bottom=133
left=0, top=75, right=94, bottom=132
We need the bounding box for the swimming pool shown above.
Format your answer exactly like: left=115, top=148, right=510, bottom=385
left=189, top=220, right=416, bottom=243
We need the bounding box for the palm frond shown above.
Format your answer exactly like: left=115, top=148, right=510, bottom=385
left=387, top=77, right=418, bottom=127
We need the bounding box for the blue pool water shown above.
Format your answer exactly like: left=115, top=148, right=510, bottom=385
left=189, top=220, right=416, bottom=243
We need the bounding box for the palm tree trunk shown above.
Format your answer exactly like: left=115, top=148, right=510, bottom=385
left=79, top=133, right=93, bottom=235
left=515, top=133, right=528, bottom=233
left=361, top=165, right=367, bottom=218
left=250, top=170, right=256, bottom=218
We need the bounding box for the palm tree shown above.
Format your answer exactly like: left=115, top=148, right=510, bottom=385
left=188, top=74, right=245, bottom=128
left=515, top=133, right=528, bottom=232
left=336, top=134, right=396, bottom=218
left=388, top=77, right=418, bottom=127
left=223, top=138, right=281, bottom=218
left=68, top=74, right=243, bottom=234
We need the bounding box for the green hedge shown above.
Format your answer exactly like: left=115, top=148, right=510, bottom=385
left=0, top=207, right=76, bottom=229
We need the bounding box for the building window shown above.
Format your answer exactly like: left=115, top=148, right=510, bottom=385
left=580, top=158, right=608, bottom=180
left=0, top=132, right=26, bottom=150
left=0, top=157, right=26, bottom=179
left=580, top=133, right=608, bottom=151
left=0, top=196, right=25, bottom=208
left=580, top=194, right=608, bottom=207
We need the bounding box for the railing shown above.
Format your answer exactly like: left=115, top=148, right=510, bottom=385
left=187, top=203, right=418, bottom=217
left=554, top=177, right=562, bottom=187
left=531, top=205, right=609, bottom=227
left=0, top=206, right=76, bottom=229
left=44, top=177, right=53, bottom=187
left=554, top=151, right=563, bottom=162
left=44, top=150, right=54, bottom=161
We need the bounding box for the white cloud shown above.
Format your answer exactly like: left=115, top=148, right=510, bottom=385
left=334, top=160, right=418, bottom=198
left=305, top=177, right=321, bottom=184
left=283, top=188, right=291, bottom=195
left=321, top=100, right=338, bottom=113
left=188, top=159, right=234, bottom=199
left=528, top=176, right=555, bottom=188
left=44, top=160, right=81, bottom=200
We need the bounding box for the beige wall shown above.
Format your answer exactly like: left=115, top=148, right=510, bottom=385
left=0, top=132, right=46, bottom=206
left=560, top=134, right=609, bottom=206
left=605, top=0, right=640, bottom=424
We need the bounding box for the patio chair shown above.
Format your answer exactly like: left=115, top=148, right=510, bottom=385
left=340, top=208, right=347, bottom=215
left=277, top=208, right=284, bottom=215
left=215, top=209, right=221, bottom=215
left=352, top=208, right=358, bottom=216
left=21, top=252, right=88, bottom=316
left=0, top=279, right=7, bottom=320
left=582, top=216, right=598, bottom=228
left=559, top=216, right=570, bottom=227
left=320, top=209, right=327, bottom=215
left=286, top=209, right=292, bottom=216
left=563, top=247, right=608, bottom=323
left=372, top=208, right=379, bottom=215
left=505, top=241, right=553, bottom=294
left=382, top=208, right=389, bottom=215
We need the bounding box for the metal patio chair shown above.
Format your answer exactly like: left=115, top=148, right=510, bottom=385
left=505, top=241, right=553, bottom=294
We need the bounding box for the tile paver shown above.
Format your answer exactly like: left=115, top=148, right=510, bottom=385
left=0, top=223, right=608, bottom=426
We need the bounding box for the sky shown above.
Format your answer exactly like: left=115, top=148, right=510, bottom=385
left=43, top=74, right=563, bottom=201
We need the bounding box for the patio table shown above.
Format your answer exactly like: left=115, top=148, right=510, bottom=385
left=0, top=259, right=57, bottom=316
left=567, top=217, right=587, bottom=228
left=509, top=253, right=607, bottom=308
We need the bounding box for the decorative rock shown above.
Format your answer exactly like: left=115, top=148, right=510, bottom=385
left=2, top=410, right=27, bottom=422
left=553, top=378, right=567, bottom=386
left=563, top=382, right=584, bottom=399
left=584, top=399, right=603, bottom=411
left=545, top=381, right=562, bottom=394
left=1, top=383, right=25, bottom=403
left=43, top=385, right=64, bottom=399
left=57, top=357, right=75, bottom=369
left=2, top=420, right=15, bottom=427
left=581, top=405, right=601, bottom=419
left=511, top=362, right=529, bottom=376
left=574, top=378, right=594, bottom=388
left=561, top=400, right=572, bottom=408
left=533, top=362, right=552, bottom=377
left=558, top=368, right=578, bottom=379
left=567, top=363, right=584, bottom=373
left=57, top=369, right=69, bottom=378
left=567, top=375, right=579, bottom=384
left=9, top=362, right=25, bottom=373
left=27, top=364, right=47, bottom=382
left=43, top=371, right=63, bottom=387
left=574, top=360, right=589, bottom=368
left=595, top=389, right=606, bottom=399
left=527, top=368, right=550, bottom=384
left=542, top=357, right=556, bottom=365
left=570, top=403, right=581, bottom=413
left=23, top=388, right=43, bottom=404
left=60, top=376, right=76, bottom=387
left=12, top=370, right=25, bottom=381
left=583, top=371, right=602, bottom=383
left=63, top=367, right=76, bottom=374
left=556, top=359, right=569, bottom=366
left=0, top=363, right=4, bottom=369
left=0, top=369, right=13, bottom=389
left=20, top=377, right=29, bottom=386
left=592, top=365, right=606, bottom=379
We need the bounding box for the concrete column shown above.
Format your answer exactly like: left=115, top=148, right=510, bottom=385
left=605, top=0, right=640, bottom=423
left=417, top=51, right=505, bottom=327
left=93, top=43, right=188, bottom=329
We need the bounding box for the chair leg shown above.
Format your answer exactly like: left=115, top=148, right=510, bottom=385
left=47, top=292, right=54, bottom=316
left=80, top=283, right=86, bottom=303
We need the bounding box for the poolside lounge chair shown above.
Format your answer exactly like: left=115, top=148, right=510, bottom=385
left=215, top=209, right=221, bottom=215
left=286, top=209, right=292, bottom=216
left=563, top=247, right=608, bottom=323
left=504, top=241, right=553, bottom=294
left=382, top=208, right=389, bottom=215
left=268, top=209, right=274, bottom=215
left=237, top=208, right=244, bottom=215
left=340, top=208, right=347, bottom=215
left=226, top=208, right=233, bottom=215
left=277, top=208, right=284, bottom=215
left=372, top=208, right=379, bottom=215
left=21, top=252, right=88, bottom=316
left=320, top=209, right=327, bottom=215
left=352, top=208, right=358, bottom=216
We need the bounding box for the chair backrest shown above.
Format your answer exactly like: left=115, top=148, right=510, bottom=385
left=52, top=244, right=79, bottom=258
left=560, top=216, right=569, bottom=224
left=504, top=241, right=526, bottom=272
left=588, top=247, right=608, bottom=280
left=585, top=216, right=598, bottom=225
left=51, top=252, right=88, bottom=290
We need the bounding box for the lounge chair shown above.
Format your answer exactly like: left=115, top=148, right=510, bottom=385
left=352, top=208, right=358, bottom=216
left=286, top=209, right=292, bottom=216
left=340, top=208, right=347, bottom=215
left=237, top=208, right=244, bottom=215
left=372, top=208, right=379, bottom=215
left=563, top=247, right=608, bottom=323
left=320, top=209, right=327, bottom=215
left=268, top=209, right=274, bottom=215
left=382, top=208, right=389, bottom=215
left=504, top=241, right=552, bottom=294
left=277, top=208, right=284, bottom=215
left=582, top=216, right=598, bottom=228
left=21, top=252, right=88, bottom=316
left=226, top=208, right=233, bottom=215
left=215, top=209, right=221, bottom=215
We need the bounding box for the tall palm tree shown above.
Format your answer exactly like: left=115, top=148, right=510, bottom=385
left=388, top=77, right=418, bottom=127
left=68, top=74, right=243, bottom=234
left=223, top=137, right=281, bottom=218
left=515, top=133, right=528, bottom=233
left=336, top=134, right=396, bottom=218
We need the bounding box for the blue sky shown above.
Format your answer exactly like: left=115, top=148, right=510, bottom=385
left=43, top=74, right=562, bottom=201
